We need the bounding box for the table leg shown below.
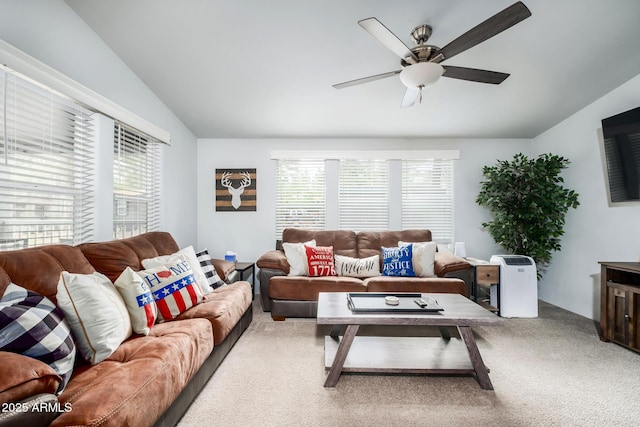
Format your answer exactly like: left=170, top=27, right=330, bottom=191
left=458, top=326, right=493, bottom=390
left=324, top=324, right=359, bottom=387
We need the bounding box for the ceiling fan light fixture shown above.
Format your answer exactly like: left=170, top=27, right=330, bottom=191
left=399, top=62, right=444, bottom=89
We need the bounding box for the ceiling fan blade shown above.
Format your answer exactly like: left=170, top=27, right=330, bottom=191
left=435, top=1, right=531, bottom=62
left=332, top=70, right=401, bottom=89
left=442, top=66, right=509, bottom=84
left=358, top=18, right=418, bottom=64
left=400, top=88, right=419, bottom=108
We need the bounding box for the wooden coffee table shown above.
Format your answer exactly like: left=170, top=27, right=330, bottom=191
left=317, top=292, right=503, bottom=390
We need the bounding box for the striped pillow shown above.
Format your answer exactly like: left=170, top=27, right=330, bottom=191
left=136, top=255, right=203, bottom=322
left=196, top=249, right=226, bottom=289
left=0, top=283, right=76, bottom=394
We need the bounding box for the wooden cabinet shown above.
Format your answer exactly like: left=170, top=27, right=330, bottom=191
left=599, top=262, right=640, bottom=353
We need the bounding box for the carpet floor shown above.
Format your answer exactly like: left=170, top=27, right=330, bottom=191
left=178, top=299, right=640, bottom=427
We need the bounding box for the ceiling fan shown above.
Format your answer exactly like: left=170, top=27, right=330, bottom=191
left=333, top=1, right=532, bottom=108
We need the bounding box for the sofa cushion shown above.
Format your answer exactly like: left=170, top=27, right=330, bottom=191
left=0, top=352, right=60, bottom=405
left=356, top=230, right=433, bottom=259
left=283, top=229, right=358, bottom=258
left=364, top=276, right=467, bottom=296
left=0, top=284, right=75, bottom=393
left=305, top=245, right=336, bottom=277
left=176, top=282, right=252, bottom=345
left=57, top=272, right=132, bottom=365
left=434, top=251, right=473, bottom=276
left=136, top=256, right=203, bottom=322
left=54, top=318, right=213, bottom=427
left=334, top=254, right=380, bottom=278
left=269, top=276, right=366, bottom=301
left=382, top=246, right=416, bottom=277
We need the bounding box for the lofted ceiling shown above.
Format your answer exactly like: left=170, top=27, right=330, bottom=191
left=64, top=0, right=640, bottom=139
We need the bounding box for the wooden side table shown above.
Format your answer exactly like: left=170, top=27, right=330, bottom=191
left=466, top=258, right=501, bottom=315
left=235, top=262, right=255, bottom=300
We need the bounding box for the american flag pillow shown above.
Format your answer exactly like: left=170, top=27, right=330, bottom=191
left=137, top=255, right=203, bottom=322
left=195, top=249, right=226, bottom=289
left=0, top=283, right=76, bottom=394
left=114, top=267, right=158, bottom=335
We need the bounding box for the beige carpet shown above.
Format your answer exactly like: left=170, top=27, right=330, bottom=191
left=178, top=300, right=640, bottom=427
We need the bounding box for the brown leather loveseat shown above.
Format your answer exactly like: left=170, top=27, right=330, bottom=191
left=0, top=232, right=252, bottom=427
left=257, top=229, right=471, bottom=319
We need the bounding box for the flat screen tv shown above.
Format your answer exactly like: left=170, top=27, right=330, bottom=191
left=601, top=106, right=640, bottom=204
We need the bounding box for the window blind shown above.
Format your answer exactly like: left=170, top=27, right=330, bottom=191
left=401, top=159, right=454, bottom=243
left=275, top=159, right=325, bottom=238
left=338, top=159, right=389, bottom=231
left=0, top=69, right=95, bottom=249
left=113, top=122, right=161, bottom=239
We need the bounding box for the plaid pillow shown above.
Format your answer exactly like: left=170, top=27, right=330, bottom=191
left=0, top=283, right=76, bottom=394
left=196, top=249, right=226, bottom=289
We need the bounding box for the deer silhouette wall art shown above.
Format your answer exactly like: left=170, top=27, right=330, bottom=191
left=215, top=169, right=256, bottom=211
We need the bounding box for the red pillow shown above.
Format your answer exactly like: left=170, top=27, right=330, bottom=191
left=305, top=245, right=336, bottom=277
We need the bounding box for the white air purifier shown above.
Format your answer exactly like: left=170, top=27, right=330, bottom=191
left=489, top=255, right=538, bottom=318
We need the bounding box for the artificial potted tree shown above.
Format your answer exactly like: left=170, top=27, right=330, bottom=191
left=476, top=153, right=580, bottom=277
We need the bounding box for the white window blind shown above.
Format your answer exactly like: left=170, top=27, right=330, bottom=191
left=0, top=69, right=95, bottom=249
left=275, top=159, right=325, bottom=238
left=339, top=159, right=389, bottom=231
left=401, top=159, right=454, bottom=243
left=113, top=122, right=161, bottom=239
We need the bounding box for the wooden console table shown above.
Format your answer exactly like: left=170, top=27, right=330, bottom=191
left=599, top=261, right=640, bottom=353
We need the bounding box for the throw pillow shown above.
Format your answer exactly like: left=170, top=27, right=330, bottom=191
left=305, top=245, right=336, bottom=277
left=381, top=246, right=416, bottom=277
left=334, top=254, right=380, bottom=278
left=195, top=249, right=226, bottom=289
left=113, top=267, right=158, bottom=335
left=282, top=239, right=316, bottom=276
left=136, top=255, right=203, bottom=322
left=56, top=271, right=132, bottom=365
left=0, top=283, right=76, bottom=394
left=142, top=246, right=213, bottom=295
left=399, top=241, right=437, bottom=277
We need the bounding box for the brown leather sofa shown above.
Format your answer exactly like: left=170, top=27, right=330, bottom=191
left=0, top=232, right=252, bottom=427
left=257, top=229, right=472, bottom=319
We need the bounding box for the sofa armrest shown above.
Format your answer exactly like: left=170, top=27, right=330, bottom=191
left=434, top=252, right=471, bottom=276
left=0, top=393, right=61, bottom=427
left=211, top=258, right=236, bottom=283
left=256, top=250, right=290, bottom=274
left=0, top=352, right=60, bottom=406
left=257, top=268, right=287, bottom=312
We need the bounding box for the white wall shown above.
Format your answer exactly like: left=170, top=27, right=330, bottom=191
left=533, top=74, right=640, bottom=319
left=0, top=0, right=199, bottom=247
left=197, top=138, right=531, bottom=279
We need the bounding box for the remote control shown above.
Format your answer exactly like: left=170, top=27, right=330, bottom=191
left=414, top=298, right=429, bottom=308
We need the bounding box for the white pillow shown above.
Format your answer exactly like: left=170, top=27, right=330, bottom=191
left=399, top=241, right=437, bottom=277
left=114, top=267, right=158, bottom=335
left=56, top=271, right=132, bottom=365
left=334, top=255, right=380, bottom=277
left=282, top=239, right=316, bottom=276
left=142, top=246, right=213, bottom=295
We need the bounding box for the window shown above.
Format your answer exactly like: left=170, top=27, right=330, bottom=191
left=275, top=159, right=325, bottom=237
left=338, top=159, right=389, bottom=231
left=0, top=68, right=95, bottom=249
left=402, top=159, right=454, bottom=243
left=113, top=122, right=161, bottom=239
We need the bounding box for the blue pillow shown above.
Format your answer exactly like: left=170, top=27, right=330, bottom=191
left=382, top=246, right=416, bottom=277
